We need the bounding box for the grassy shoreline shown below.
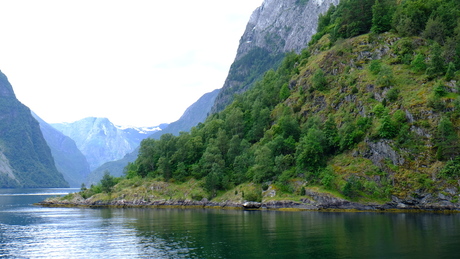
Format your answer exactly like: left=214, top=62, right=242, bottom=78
left=37, top=178, right=460, bottom=213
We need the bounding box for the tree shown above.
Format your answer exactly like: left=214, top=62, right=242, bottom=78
left=252, top=145, right=275, bottom=183
left=279, top=83, right=290, bottom=100
left=423, top=16, right=446, bottom=44
left=157, top=156, right=172, bottom=180
left=277, top=113, right=300, bottom=141
left=225, top=107, right=244, bottom=137
left=426, top=42, right=446, bottom=78
left=337, top=0, right=374, bottom=38
left=198, top=139, right=225, bottom=179
left=100, top=171, right=116, bottom=193
left=136, top=138, right=159, bottom=177
left=393, top=0, right=430, bottom=36
left=323, top=116, right=339, bottom=155
left=378, top=114, right=397, bottom=139
left=371, top=0, right=394, bottom=34
left=296, top=127, right=327, bottom=173
left=435, top=117, right=460, bottom=160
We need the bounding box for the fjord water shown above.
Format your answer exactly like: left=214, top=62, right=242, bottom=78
left=1, top=189, right=460, bottom=258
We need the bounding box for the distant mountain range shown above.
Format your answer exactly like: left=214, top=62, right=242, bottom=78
left=51, top=117, right=166, bottom=171
left=0, top=71, right=68, bottom=188
left=88, top=89, right=219, bottom=184
left=32, top=112, right=90, bottom=187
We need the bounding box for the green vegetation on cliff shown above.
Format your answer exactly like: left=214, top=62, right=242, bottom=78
left=80, top=0, right=460, bottom=205
left=0, top=72, right=68, bottom=188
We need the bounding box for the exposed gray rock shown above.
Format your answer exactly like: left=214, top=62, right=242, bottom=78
left=236, top=0, right=340, bottom=58
left=363, top=139, right=405, bottom=166
left=405, top=109, right=415, bottom=123
left=211, top=0, right=340, bottom=114
left=410, top=126, right=431, bottom=138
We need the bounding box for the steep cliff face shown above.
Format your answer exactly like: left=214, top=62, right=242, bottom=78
left=211, top=0, right=339, bottom=113
left=32, top=112, right=90, bottom=187
left=0, top=71, right=68, bottom=188
left=52, top=118, right=161, bottom=170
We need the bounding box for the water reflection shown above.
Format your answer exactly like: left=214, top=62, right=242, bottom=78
left=1, top=190, right=460, bottom=258
left=120, top=209, right=460, bottom=258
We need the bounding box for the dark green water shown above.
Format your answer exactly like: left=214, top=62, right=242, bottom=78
left=1, top=189, right=459, bottom=258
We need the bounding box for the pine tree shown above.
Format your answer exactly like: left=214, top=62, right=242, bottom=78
left=426, top=43, right=445, bottom=78
left=371, top=0, right=393, bottom=33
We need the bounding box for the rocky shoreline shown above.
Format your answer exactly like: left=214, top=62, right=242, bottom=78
left=37, top=190, right=460, bottom=213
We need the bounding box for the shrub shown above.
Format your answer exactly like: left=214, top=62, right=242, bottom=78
left=300, top=187, right=306, bottom=196
left=191, top=194, right=203, bottom=201
left=312, top=69, right=328, bottom=91
left=439, top=157, right=460, bottom=178
left=393, top=110, right=406, bottom=124
left=372, top=103, right=386, bottom=118
left=376, top=65, right=394, bottom=87
left=433, top=83, right=447, bottom=97
left=342, top=176, right=362, bottom=198
left=386, top=88, right=399, bottom=102
left=351, top=86, right=359, bottom=94
left=319, top=168, right=336, bottom=189
left=243, top=189, right=262, bottom=202
left=411, top=54, right=426, bottom=73
left=369, top=60, right=382, bottom=75
left=261, top=183, right=269, bottom=191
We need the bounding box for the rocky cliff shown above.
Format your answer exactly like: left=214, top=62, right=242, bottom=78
left=211, top=0, right=339, bottom=113
left=0, top=71, right=68, bottom=188
left=32, top=112, right=90, bottom=187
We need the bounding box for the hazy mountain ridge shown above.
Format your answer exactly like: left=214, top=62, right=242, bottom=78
left=88, top=89, right=219, bottom=184
left=32, top=112, right=90, bottom=187
left=51, top=117, right=164, bottom=171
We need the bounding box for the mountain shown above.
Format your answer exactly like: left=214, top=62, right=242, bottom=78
left=32, top=112, right=90, bottom=187
left=52, top=117, right=164, bottom=170
left=210, top=0, right=339, bottom=113
left=149, top=89, right=220, bottom=139
left=88, top=89, right=219, bottom=184
left=0, top=71, right=68, bottom=188
left=70, top=0, right=460, bottom=209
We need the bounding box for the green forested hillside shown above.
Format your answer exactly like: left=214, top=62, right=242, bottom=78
left=81, top=0, right=460, bottom=204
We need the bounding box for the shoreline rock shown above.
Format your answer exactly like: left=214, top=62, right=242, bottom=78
left=37, top=191, right=460, bottom=213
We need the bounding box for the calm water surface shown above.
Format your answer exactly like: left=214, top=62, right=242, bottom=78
left=0, top=188, right=459, bottom=258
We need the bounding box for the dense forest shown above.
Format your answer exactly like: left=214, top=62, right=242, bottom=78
left=83, top=0, right=460, bottom=203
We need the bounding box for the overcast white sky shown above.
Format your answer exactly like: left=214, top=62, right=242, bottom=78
left=0, top=0, right=262, bottom=127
